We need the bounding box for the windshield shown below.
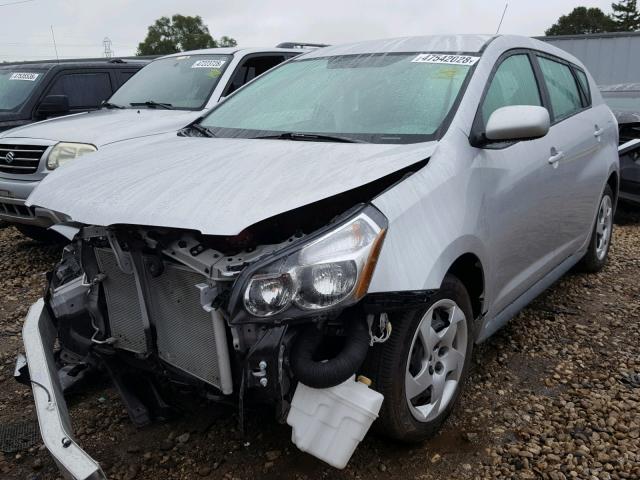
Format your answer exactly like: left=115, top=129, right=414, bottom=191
left=0, top=69, right=45, bottom=112
left=602, top=91, right=640, bottom=113
left=109, top=54, right=232, bottom=110
left=199, top=52, right=477, bottom=143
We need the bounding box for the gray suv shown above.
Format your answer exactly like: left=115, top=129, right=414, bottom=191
left=19, top=34, right=618, bottom=477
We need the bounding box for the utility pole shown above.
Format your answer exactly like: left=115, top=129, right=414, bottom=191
left=103, top=37, right=113, bottom=58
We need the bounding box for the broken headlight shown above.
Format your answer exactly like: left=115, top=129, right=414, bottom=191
left=241, top=206, right=387, bottom=318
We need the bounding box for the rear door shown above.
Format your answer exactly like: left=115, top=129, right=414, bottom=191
left=532, top=54, right=610, bottom=255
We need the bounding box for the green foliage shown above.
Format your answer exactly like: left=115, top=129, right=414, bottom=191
left=137, top=15, right=237, bottom=55
left=611, top=0, right=640, bottom=31
left=545, top=7, right=617, bottom=35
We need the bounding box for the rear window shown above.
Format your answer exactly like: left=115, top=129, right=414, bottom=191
left=537, top=57, right=583, bottom=120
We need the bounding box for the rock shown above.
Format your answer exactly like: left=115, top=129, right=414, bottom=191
left=176, top=433, right=190, bottom=444
left=430, top=453, right=442, bottom=464
left=265, top=450, right=281, bottom=461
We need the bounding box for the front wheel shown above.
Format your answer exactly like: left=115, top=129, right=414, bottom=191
left=363, top=274, right=474, bottom=442
left=577, top=184, right=614, bottom=273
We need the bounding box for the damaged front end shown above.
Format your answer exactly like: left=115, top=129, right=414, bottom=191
left=22, top=202, right=394, bottom=477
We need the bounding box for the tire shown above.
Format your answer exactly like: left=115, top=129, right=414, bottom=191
left=15, top=224, right=65, bottom=244
left=577, top=185, right=614, bottom=273
left=362, top=274, right=474, bottom=442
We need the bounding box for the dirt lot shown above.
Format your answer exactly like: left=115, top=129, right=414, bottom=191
left=0, top=206, right=638, bottom=480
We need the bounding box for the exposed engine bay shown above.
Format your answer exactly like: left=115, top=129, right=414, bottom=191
left=41, top=197, right=400, bottom=468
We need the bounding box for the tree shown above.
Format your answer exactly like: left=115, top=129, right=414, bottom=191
left=218, top=36, right=237, bottom=47
left=611, top=0, right=640, bottom=31
left=545, top=7, right=617, bottom=35
left=137, top=15, right=237, bottom=55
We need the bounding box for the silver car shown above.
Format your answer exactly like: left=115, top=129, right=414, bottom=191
left=19, top=34, right=618, bottom=478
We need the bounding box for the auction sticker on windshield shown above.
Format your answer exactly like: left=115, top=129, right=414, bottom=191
left=192, top=60, right=226, bottom=69
left=9, top=72, right=40, bottom=81
left=411, top=54, right=479, bottom=66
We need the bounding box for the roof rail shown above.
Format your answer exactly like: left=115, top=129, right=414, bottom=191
left=276, top=42, right=330, bottom=49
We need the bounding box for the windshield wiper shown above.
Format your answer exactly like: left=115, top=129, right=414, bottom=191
left=252, top=132, right=363, bottom=143
left=130, top=101, right=174, bottom=110
left=183, top=123, right=216, bottom=138
left=101, top=101, right=125, bottom=109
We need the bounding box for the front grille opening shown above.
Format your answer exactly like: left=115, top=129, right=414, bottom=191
left=0, top=144, right=48, bottom=174
left=0, top=202, right=35, bottom=218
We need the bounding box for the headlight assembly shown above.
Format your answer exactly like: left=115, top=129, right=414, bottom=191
left=237, top=205, right=387, bottom=319
left=47, top=142, right=97, bottom=170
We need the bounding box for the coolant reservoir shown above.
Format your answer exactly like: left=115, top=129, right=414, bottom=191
left=286, top=375, right=384, bottom=469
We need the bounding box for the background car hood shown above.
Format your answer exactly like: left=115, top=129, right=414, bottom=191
left=0, top=109, right=201, bottom=147
left=27, top=135, right=437, bottom=236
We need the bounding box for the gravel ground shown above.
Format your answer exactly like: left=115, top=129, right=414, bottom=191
left=0, top=205, right=638, bottom=480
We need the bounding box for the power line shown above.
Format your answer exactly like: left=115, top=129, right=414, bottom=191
left=0, top=0, right=36, bottom=7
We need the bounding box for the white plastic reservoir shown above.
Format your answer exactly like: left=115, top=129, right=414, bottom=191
left=286, top=376, right=384, bottom=469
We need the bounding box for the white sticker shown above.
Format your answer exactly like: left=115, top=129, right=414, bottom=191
left=191, top=59, right=226, bottom=69
left=9, top=72, right=40, bottom=81
left=411, top=54, right=480, bottom=66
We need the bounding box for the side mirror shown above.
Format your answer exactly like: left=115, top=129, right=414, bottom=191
left=36, top=95, right=70, bottom=118
left=485, top=105, right=550, bottom=142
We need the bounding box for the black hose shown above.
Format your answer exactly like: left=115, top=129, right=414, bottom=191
left=290, top=318, right=370, bottom=389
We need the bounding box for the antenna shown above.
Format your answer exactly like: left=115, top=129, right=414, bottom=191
left=50, top=25, right=59, bottom=62
left=496, top=2, right=509, bottom=34
left=103, top=37, right=113, bottom=58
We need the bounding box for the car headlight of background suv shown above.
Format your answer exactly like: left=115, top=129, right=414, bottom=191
left=241, top=205, right=388, bottom=318
left=46, top=142, right=97, bottom=170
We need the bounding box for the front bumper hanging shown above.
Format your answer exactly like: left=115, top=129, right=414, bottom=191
left=22, top=299, right=105, bottom=480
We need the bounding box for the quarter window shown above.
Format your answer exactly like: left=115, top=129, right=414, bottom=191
left=574, top=68, right=591, bottom=107
left=481, top=54, right=542, bottom=124
left=537, top=57, right=582, bottom=120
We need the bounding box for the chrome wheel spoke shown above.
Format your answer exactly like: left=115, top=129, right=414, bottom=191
left=405, top=366, right=433, bottom=400
left=442, top=348, right=465, bottom=375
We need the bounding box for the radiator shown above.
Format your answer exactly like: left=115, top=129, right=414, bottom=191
left=94, top=248, right=230, bottom=391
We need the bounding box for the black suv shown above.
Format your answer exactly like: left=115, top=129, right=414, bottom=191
left=0, top=58, right=150, bottom=132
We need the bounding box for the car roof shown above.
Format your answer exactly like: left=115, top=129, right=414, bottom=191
left=300, top=35, right=496, bottom=58
left=599, top=83, right=640, bottom=92
left=0, top=58, right=150, bottom=70
left=297, top=34, right=586, bottom=68
left=159, top=46, right=314, bottom=59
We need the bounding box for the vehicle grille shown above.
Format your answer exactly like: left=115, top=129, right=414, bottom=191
left=0, top=201, right=35, bottom=219
left=0, top=144, right=48, bottom=174
left=94, top=248, right=225, bottom=389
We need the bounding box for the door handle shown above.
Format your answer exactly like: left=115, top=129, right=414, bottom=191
left=548, top=149, right=564, bottom=167
left=594, top=125, right=604, bottom=139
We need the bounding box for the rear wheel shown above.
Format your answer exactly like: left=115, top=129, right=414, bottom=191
left=364, top=275, right=474, bottom=442
left=577, top=185, right=614, bottom=273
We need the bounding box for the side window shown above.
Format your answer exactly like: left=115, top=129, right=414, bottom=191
left=537, top=57, right=582, bottom=120
left=481, top=54, right=542, bottom=124
left=47, top=72, right=112, bottom=109
left=574, top=68, right=591, bottom=107
left=224, top=55, right=286, bottom=96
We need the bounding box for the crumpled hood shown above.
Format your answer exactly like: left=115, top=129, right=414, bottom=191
left=27, top=134, right=437, bottom=236
left=0, top=108, right=201, bottom=147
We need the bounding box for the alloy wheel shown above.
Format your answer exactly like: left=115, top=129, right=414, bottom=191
left=405, top=299, right=468, bottom=422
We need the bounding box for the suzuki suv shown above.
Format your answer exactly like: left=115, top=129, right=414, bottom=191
left=20, top=35, right=618, bottom=478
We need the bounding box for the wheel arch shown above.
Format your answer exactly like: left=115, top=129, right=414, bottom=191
left=444, top=253, right=485, bottom=322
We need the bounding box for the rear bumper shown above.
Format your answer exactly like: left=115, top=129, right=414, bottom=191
left=22, top=299, right=105, bottom=480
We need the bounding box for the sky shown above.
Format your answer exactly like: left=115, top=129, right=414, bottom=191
left=0, top=0, right=617, bottom=62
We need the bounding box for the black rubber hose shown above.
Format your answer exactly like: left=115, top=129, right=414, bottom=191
left=290, top=318, right=370, bottom=389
